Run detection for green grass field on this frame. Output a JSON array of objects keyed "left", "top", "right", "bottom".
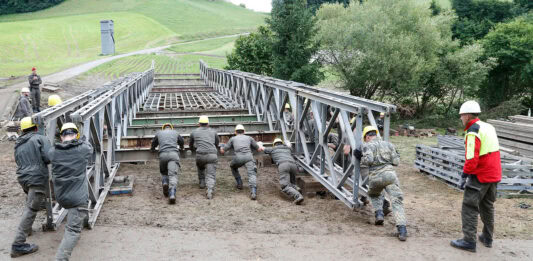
[
  {"left": 0, "top": 0, "right": 266, "bottom": 77},
  {"left": 84, "top": 53, "right": 227, "bottom": 80},
  {"left": 167, "top": 36, "right": 238, "bottom": 55}
]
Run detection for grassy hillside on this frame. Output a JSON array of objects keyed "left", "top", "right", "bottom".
[
  {"left": 167, "top": 36, "right": 238, "bottom": 55},
  {"left": 0, "top": 12, "right": 174, "bottom": 77},
  {"left": 0, "top": 0, "right": 266, "bottom": 77},
  {"left": 81, "top": 53, "right": 226, "bottom": 79}
]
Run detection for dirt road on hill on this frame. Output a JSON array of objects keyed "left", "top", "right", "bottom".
[{"left": 0, "top": 33, "right": 247, "bottom": 122}]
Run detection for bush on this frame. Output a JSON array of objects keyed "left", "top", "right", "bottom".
[{"left": 481, "top": 99, "right": 527, "bottom": 120}]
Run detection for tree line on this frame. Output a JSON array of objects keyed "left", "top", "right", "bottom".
[
  {"left": 226, "top": 0, "right": 532, "bottom": 122},
  {"left": 0, "top": 0, "right": 65, "bottom": 15}
]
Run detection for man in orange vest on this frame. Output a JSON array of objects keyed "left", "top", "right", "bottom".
[{"left": 451, "top": 101, "right": 502, "bottom": 252}]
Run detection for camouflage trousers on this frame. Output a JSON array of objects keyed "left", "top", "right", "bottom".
[
  {"left": 462, "top": 174, "right": 497, "bottom": 242},
  {"left": 230, "top": 154, "right": 257, "bottom": 188},
  {"left": 196, "top": 153, "right": 218, "bottom": 190},
  {"left": 159, "top": 151, "right": 180, "bottom": 189},
  {"left": 278, "top": 162, "right": 302, "bottom": 200},
  {"left": 56, "top": 204, "right": 88, "bottom": 261},
  {"left": 368, "top": 170, "right": 406, "bottom": 226},
  {"left": 13, "top": 186, "right": 46, "bottom": 245}
]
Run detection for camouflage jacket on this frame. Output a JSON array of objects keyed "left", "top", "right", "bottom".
[{"left": 360, "top": 137, "right": 400, "bottom": 172}]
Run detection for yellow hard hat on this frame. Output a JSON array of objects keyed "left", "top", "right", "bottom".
[
  {"left": 199, "top": 116, "right": 209, "bottom": 124},
  {"left": 48, "top": 95, "right": 62, "bottom": 106},
  {"left": 362, "top": 126, "right": 378, "bottom": 139},
  {"left": 60, "top": 122, "right": 80, "bottom": 139},
  {"left": 285, "top": 104, "right": 291, "bottom": 109},
  {"left": 379, "top": 112, "right": 385, "bottom": 116},
  {"left": 350, "top": 117, "right": 356, "bottom": 124},
  {"left": 162, "top": 123, "right": 173, "bottom": 130},
  {"left": 21, "top": 87, "right": 30, "bottom": 93},
  {"left": 235, "top": 124, "right": 245, "bottom": 132},
  {"left": 20, "top": 117, "right": 36, "bottom": 131},
  {"left": 273, "top": 138, "right": 283, "bottom": 145}
]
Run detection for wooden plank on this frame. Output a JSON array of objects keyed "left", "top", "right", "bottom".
[
  {"left": 509, "top": 115, "right": 533, "bottom": 125},
  {"left": 296, "top": 176, "right": 327, "bottom": 195}
]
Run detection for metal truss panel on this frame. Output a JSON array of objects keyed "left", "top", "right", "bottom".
[{"left": 199, "top": 60, "right": 396, "bottom": 209}]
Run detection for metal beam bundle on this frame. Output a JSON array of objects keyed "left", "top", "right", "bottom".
[
  {"left": 415, "top": 135, "right": 533, "bottom": 196},
  {"left": 200, "top": 60, "right": 397, "bottom": 209}
]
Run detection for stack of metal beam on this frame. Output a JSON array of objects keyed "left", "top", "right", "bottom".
[
  {"left": 488, "top": 116, "right": 533, "bottom": 158},
  {"left": 415, "top": 135, "right": 533, "bottom": 196}
]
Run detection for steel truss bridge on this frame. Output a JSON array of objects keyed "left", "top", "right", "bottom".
[{"left": 32, "top": 61, "right": 396, "bottom": 230}]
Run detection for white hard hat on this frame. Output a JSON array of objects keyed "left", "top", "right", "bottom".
[
  {"left": 21, "top": 87, "right": 30, "bottom": 93},
  {"left": 459, "top": 100, "right": 481, "bottom": 114}
]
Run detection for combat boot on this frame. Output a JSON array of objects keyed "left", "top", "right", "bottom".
[
  {"left": 291, "top": 184, "right": 302, "bottom": 193},
  {"left": 450, "top": 238, "right": 476, "bottom": 252},
  {"left": 478, "top": 233, "right": 492, "bottom": 248},
  {"left": 360, "top": 196, "right": 370, "bottom": 206},
  {"left": 169, "top": 187, "right": 176, "bottom": 204},
  {"left": 162, "top": 176, "right": 169, "bottom": 197},
  {"left": 235, "top": 177, "right": 243, "bottom": 190},
  {"left": 199, "top": 179, "right": 206, "bottom": 189},
  {"left": 293, "top": 194, "right": 304, "bottom": 205},
  {"left": 383, "top": 199, "right": 392, "bottom": 216},
  {"left": 397, "top": 225, "right": 407, "bottom": 241},
  {"left": 11, "top": 243, "right": 38, "bottom": 258},
  {"left": 375, "top": 210, "right": 384, "bottom": 225},
  {"left": 250, "top": 187, "right": 257, "bottom": 200},
  {"left": 206, "top": 188, "right": 213, "bottom": 200}
]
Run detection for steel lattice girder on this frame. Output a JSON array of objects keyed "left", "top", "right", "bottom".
[
  {"left": 199, "top": 60, "right": 396, "bottom": 209},
  {"left": 32, "top": 84, "right": 121, "bottom": 230},
  {"left": 37, "top": 66, "right": 155, "bottom": 230}
]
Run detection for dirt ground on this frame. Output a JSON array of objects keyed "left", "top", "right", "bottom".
[{"left": 0, "top": 135, "right": 532, "bottom": 260}]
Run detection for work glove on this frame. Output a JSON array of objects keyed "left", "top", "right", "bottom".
[{"left": 353, "top": 149, "right": 363, "bottom": 160}]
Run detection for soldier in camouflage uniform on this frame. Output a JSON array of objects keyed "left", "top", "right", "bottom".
[
  {"left": 190, "top": 116, "right": 220, "bottom": 199},
  {"left": 354, "top": 126, "right": 407, "bottom": 241},
  {"left": 220, "top": 124, "right": 261, "bottom": 200},
  {"left": 262, "top": 138, "right": 304, "bottom": 204},
  {"left": 151, "top": 123, "right": 185, "bottom": 204}
]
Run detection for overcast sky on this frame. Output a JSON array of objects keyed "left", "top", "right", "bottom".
[{"left": 228, "top": 0, "right": 272, "bottom": 13}]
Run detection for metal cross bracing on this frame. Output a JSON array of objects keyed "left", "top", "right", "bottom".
[
  {"left": 141, "top": 92, "right": 241, "bottom": 111},
  {"left": 33, "top": 63, "right": 155, "bottom": 230},
  {"left": 199, "top": 60, "right": 397, "bottom": 209}
]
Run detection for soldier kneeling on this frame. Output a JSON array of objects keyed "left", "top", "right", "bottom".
[{"left": 261, "top": 138, "right": 304, "bottom": 205}]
